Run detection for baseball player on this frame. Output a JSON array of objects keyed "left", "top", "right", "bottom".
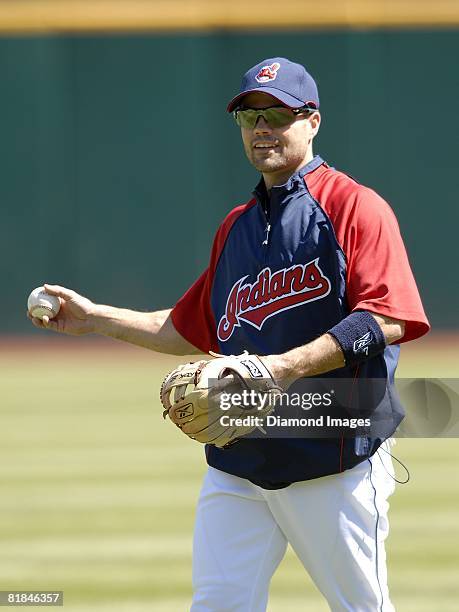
[{"left": 29, "top": 58, "right": 429, "bottom": 611}]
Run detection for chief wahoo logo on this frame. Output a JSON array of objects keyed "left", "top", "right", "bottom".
[{"left": 255, "top": 62, "right": 281, "bottom": 83}]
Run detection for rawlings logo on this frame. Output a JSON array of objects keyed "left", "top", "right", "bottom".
[
  {"left": 217, "top": 259, "right": 331, "bottom": 342},
  {"left": 255, "top": 62, "right": 280, "bottom": 83}
]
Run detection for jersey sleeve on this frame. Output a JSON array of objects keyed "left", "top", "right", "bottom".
[
  {"left": 171, "top": 267, "right": 217, "bottom": 353},
  {"left": 171, "top": 202, "right": 253, "bottom": 353},
  {"left": 171, "top": 237, "right": 221, "bottom": 354},
  {"left": 340, "top": 186, "right": 430, "bottom": 343}
]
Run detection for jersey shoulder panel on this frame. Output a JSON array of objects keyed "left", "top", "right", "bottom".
[
  {"left": 212, "top": 198, "right": 258, "bottom": 265},
  {"left": 306, "top": 165, "right": 397, "bottom": 251},
  {"left": 171, "top": 198, "right": 257, "bottom": 353},
  {"left": 306, "top": 164, "right": 430, "bottom": 343}
]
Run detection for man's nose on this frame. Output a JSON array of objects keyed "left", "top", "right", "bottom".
[{"left": 254, "top": 115, "right": 272, "bottom": 133}]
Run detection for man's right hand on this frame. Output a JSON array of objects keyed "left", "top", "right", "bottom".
[
  {"left": 27, "top": 284, "right": 98, "bottom": 335},
  {"left": 27, "top": 284, "right": 201, "bottom": 355}
]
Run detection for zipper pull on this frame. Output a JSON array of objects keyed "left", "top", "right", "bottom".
[{"left": 262, "top": 223, "right": 271, "bottom": 246}]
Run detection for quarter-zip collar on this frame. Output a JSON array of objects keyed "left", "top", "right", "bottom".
[
  {"left": 253, "top": 156, "right": 324, "bottom": 250},
  {"left": 252, "top": 155, "right": 324, "bottom": 222}
]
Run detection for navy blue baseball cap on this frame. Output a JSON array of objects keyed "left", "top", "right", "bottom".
[{"left": 227, "top": 57, "right": 320, "bottom": 112}]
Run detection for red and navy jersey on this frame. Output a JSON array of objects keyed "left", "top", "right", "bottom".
[{"left": 171, "top": 156, "right": 430, "bottom": 488}]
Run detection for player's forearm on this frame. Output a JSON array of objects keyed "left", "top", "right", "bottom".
[
  {"left": 91, "top": 306, "right": 200, "bottom": 355},
  {"left": 264, "top": 313, "right": 405, "bottom": 387},
  {"left": 264, "top": 334, "right": 344, "bottom": 387}
]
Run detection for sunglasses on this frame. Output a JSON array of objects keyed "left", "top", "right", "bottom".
[{"left": 233, "top": 105, "right": 314, "bottom": 129}]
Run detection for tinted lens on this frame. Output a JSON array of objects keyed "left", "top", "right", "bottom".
[
  {"left": 264, "top": 108, "right": 298, "bottom": 127},
  {"left": 234, "top": 107, "right": 296, "bottom": 128}
]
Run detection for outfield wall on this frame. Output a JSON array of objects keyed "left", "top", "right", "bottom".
[{"left": 1, "top": 30, "right": 457, "bottom": 332}]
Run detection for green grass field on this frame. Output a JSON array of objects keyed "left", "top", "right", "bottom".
[{"left": 1, "top": 336, "right": 458, "bottom": 611}]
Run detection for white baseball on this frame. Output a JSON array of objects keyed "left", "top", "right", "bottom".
[{"left": 27, "top": 286, "right": 61, "bottom": 320}]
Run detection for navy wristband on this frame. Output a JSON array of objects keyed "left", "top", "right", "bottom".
[{"left": 328, "top": 311, "right": 386, "bottom": 367}]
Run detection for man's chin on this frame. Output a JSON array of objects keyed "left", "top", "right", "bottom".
[{"left": 251, "top": 157, "right": 288, "bottom": 173}]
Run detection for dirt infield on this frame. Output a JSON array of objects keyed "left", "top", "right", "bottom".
[
  {"left": 0, "top": 331, "right": 457, "bottom": 379},
  {"left": 1, "top": 330, "right": 456, "bottom": 354},
  {"left": 0, "top": 334, "right": 200, "bottom": 363}
]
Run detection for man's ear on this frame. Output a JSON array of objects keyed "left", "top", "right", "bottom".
[{"left": 309, "top": 112, "right": 321, "bottom": 137}]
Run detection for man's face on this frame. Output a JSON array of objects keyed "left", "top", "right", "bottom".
[{"left": 238, "top": 92, "right": 320, "bottom": 179}]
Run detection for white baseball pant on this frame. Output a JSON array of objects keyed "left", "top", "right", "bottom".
[{"left": 191, "top": 442, "right": 396, "bottom": 612}]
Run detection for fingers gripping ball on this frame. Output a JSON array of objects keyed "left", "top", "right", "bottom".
[
  {"left": 27, "top": 286, "right": 61, "bottom": 320},
  {"left": 160, "top": 353, "right": 282, "bottom": 448}
]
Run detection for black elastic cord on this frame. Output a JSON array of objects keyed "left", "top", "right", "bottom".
[{"left": 378, "top": 444, "right": 411, "bottom": 485}]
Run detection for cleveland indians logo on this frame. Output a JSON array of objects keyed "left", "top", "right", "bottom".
[
  {"left": 255, "top": 62, "right": 281, "bottom": 83},
  {"left": 217, "top": 259, "right": 331, "bottom": 342}
]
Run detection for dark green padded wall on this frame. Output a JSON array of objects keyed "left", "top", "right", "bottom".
[{"left": 1, "top": 31, "right": 457, "bottom": 332}]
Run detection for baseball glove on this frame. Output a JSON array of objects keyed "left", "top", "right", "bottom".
[{"left": 160, "top": 352, "right": 282, "bottom": 448}]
